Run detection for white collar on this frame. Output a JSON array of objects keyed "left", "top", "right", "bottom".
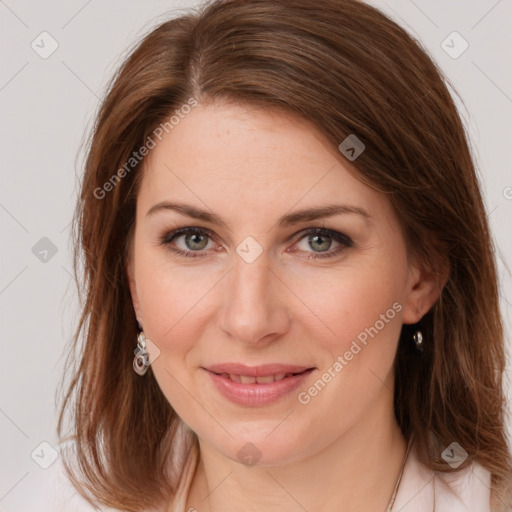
[{"left": 392, "top": 442, "right": 491, "bottom": 511}]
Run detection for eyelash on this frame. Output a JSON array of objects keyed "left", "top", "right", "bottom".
[{"left": 159, "top": 227, "right": 353, "bottom": 260}]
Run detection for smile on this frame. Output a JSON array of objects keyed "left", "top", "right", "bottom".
[
  {"left": 202, "top": 365, "right": 315, "bottom": 407},
  {"left": 217, "top": 372, "right": 301, "bottom": 384}
]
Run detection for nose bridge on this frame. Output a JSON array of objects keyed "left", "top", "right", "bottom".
[
  {"left": 234, "top": 252, "right": 271, "bottom": 300},
  {"left": 231, "top": 251, "right": 274, "bottom": 315},
  {"left": 220, "top": 249, "right": 289, "bottom": 344}
]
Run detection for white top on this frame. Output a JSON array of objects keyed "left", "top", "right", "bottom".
[{"left": 2, "top": 434, "right": 491, "bottom": 512}]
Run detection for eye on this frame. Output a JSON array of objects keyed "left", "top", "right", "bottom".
[
  {"left": 160, "top": 227, "right": 215, "bottom": 258},
  {"left": 291, "top": 227, "right": 353, "bottom": 260}
]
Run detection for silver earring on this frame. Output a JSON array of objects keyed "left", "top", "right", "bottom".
[
  {"left": 133, "top": 331, "right": 150, "bottom": 376},
  {"left": 413, "top": 330, "right": 424, "bottom": 352}
]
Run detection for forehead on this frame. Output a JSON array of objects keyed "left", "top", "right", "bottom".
[{"left": 138, "top": 101, "right": 388, "bottom": 224}]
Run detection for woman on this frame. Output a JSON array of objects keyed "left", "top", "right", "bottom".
[{"left": 50, "top": 0, "right": 511, "bottom": 511}]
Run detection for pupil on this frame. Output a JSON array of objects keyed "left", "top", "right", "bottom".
[
  {"left": 311, "top": 234, "right": 331, "bottom": 251},
  {"left": 188, "top": 233, "right": 207, "bottom": 250}
]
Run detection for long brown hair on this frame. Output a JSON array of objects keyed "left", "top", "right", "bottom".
[{"left": 57, "top": 0, "right": 512, "bottom": 510}]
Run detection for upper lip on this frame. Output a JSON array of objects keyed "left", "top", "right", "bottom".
[{"left": 204, "top": 363, "right": 313, "bottom": 377}]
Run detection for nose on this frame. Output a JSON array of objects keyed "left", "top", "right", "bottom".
[{"left": 218, "top": 250, "right": 291, "bottom": 347}]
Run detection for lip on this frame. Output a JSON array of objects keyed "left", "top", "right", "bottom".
[
  {"left": 202, "top": 363, "right": 315, "bottom": 407},
  {"left": 205, "top": 363, "right": 311, "bottom": 377}
]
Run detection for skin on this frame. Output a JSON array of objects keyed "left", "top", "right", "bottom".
[{"left": 126, "top": 100, "right": 444, "bottom": 512}]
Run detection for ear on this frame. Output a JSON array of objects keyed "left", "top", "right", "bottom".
[
  {"left": 401, "top": 254, "right": 449, "bottom": 325},
  {"left": 125, "top": 247, "right": 144, "bottom": 329}
]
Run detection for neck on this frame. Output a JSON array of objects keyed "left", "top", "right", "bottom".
[{"left": 185, "top": 387, "right": 407, "bottom": 512}]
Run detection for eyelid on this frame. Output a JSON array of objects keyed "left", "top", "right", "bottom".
[
  {"left": 160, "top": 226, "right": 215, "bottom": 247},
  {"left": 295, "top": 227, "right": 353, "bottom": 247}
]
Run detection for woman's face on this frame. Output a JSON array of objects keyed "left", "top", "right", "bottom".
[{"left": 127, "top": 100, "right": 436, "bottom": 465}]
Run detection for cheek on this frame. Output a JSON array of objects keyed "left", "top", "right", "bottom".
[
  {"left": 291, "top": 254, "right": 407, "bottom": 421},
  {"left": 289, "top": 256, "right": 407, "bottom": 420},
  {"left": 133, "top": 256, "right": 207, "bottom": 413},
  {"left": 291, "top": 258, "right": 406, "bottom": 353},
  {"left": 134, "top": 241, "right": 211, "bottom": 338}
]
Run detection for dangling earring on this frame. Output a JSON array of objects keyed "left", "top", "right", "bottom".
[
  {"left": 133, "top": 331, "right": 150, "bottom": 375},
  {"left": 413, "top": 330, "right": 424, "bottom": 352}
]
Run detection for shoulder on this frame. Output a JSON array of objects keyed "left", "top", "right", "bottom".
[
  {"left": 393, "top": 442, "right": 491, "bottom": 512},
  {"left": 2, "top": 440, "right": 117, "bottom": 512}
]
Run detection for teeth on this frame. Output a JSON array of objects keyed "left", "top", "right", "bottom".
[
  {"left": 221, "top": 372, "right": 299, "bottom": 383},
  {"left": 255, "top": 375, "right": 274, "bottom": 384}
]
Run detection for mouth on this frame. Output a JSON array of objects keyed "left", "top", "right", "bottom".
[
  {"left": 210, "top": 370, "right": 311, "bottom": 384},
  {"left": 203, "top": 362, "right": 314, "bottom": 380},
  {"left": 202, "top": 363, "right": 316, "bottom": 406}
]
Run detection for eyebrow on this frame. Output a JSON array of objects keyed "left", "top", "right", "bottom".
[{"left": 146, "top": 201, "right": 371, "bottom": 227}]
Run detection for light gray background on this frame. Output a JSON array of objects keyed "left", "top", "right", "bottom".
[{"left": 1, "top": 0, "right": 511, "bottom": 507}]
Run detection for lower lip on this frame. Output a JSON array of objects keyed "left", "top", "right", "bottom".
[{"left": 203, "top": 368, "right": 314, "bottom": 407}]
